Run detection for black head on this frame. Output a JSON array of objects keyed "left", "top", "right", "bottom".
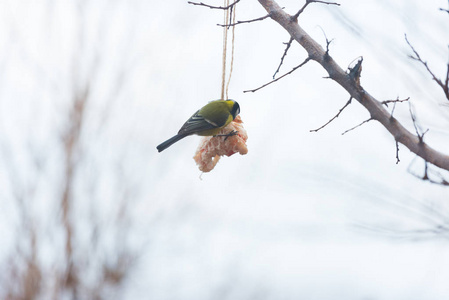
[{"left": 230, "top": 100, "right": 240, "bottom": 119}]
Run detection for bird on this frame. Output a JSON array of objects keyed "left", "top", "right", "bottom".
[{"left": 157, "top": 99, "right": 240, "bottom": 152}]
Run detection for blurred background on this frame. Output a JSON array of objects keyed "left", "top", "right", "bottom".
[{"left": 1, "top": 0, "right": 449, "bottom": 299}]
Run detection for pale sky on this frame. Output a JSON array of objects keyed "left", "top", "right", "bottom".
[{"left": 1, "top": 0, "right": 449, "bottom": 299}]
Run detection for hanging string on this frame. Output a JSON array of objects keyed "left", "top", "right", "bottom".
[
  {"left": 225, "top": 4, "right": 236, "bottom": 100},
  {"left": 220, "top": 0, "right": 230, "bottom": 100},
  {"left": 220, "top": 0, "right": 237, "bottom": 101}
]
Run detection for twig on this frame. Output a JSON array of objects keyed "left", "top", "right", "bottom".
[
  {"left": 445, "top": 60, "right": 449, "bottom": 101},
  {"left": 273, "top": 37, "right": 294, "bottom": 79},
  {"left": 310, "top": 97, "right": 352, "bottom": 132},
  {"left": 341, "top": 118, "right": 372, "bottom": 135},
  {"left": 188, "top": 0, "right": 240, "bottom": 10},
  {"left": 354, "top": 222, "right": 449, "bottom": 241},
  {"left": 395, "top": 140, "right": 400, "bottom": 164},
  {"left": 292, "top": 0, "right": 340, "bottom": 20},
  {"left": 405, "top": 34, "right": 449, "bottom": 101},
  {"left": 244, "top": 57, "right": 310, "bottom": 93},
  {"left": 408, "top": 102, "right": 429, "bottom": 143},
  {"left": 217, "top": 13, "right": 270, "bottom": 27},
  {"left": 440, "top": 1, "right": 449, "bottom": 14},
  {"left": 408, "top": 102, "right": 420, "bottom": 139},
  {"left": 428, "top": 171, "right": 449, "bottom": 186},
  {"left": 382, "top": 97, "right": 410, "bottom": 118},
  {"left": 381, "top": 97, "right": 410, "bottom": 107},
  {"left": 410, "top": 161, "right": 449, "bottom": 186},
  {"left": 390, "top": 102, "right": 398, "bottom": 118},
  {"left": 319, "top": 27, "right": 334, "bottom": 58}
]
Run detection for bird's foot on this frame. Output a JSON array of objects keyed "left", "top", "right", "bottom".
[{"left": 214, "top": 130, "right": 238, "bottom": 141}]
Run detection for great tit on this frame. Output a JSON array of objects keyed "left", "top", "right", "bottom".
[{"left": 157, "top": 99, "right": 240, "bottom": 152}]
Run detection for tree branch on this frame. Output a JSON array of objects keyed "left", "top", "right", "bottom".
[
  {"left": 409, "top": 161, "right": 449, "bottom": 186},
  {"left": 341, "top": 118, "right": 373, "bottom": 135},
  {"left": 257, "top": 0, "right": 449, "bottom": 172},
  {"left": 405, "top": 34, "right": 449, "bottom": 102},
  {"left": 188, "top": 0, "right": 240, "bottom": 10},
  {"left": 395, "top": 140, "right": 400, "bottom": 164},
  {"left": 310, "top": 96, "right": 352, "bottom": 132},
  {"left": 292, "top": 0, "right": 340, "bottom": 20},
  {"left": 273, "top": 37, "right": 293, "bottom": 78},
  {"left": 381, "top": 97, "right": 409, "bottom": 107},
  {"left": 382, "top": 97, "right": 409, "bottom": 119},
  {"left": 217, "top": 13, "right": 270, "bottom": 27},
  {"left": 408, "top": 102, "right": 429, "bottom": 143},
  {"left": 244, "top": 57, "right": 310, "bottom": 93},
  {"left": 440, "top": 0, "right": 449, "bottom": 14}
]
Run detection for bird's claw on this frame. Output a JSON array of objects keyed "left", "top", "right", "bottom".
[{"left": 214, "top": 130, "right": 239, "bottom": 141}]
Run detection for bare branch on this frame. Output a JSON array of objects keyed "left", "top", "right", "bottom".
[
  {"left": 188, "top": 0, "right": 240, "bottom": 10},
  {"left": 310, "top": 97, "right": 352, "bottom": 132},
  {"left": 341, "top": 118, "right": 373, "bottom": 135},
  {"left": 408, "top": 102, "right": 429, "bottom": 143},
  {"left": 405, "top": 34, "right": 449, "bottom": 101},
  {"left": 257, "top": 0, "right": 449, "bottom": 172},
  {"left": 273, "top": 37, "right": 294, "bottom": 79},
  {"left": 445, "top": 61, "right": 449, "bottom": 99},
  {"left": 354, "top": 222, "right": 449, "bottom": 241},
  {"left": 440, "top": 0, "right": 449, "bottom": 14},
  {"left": 382, "top": 97, "right": 410, "bottom": 119},
  {"left": 395, "top": 140, "right": 400, "bottom": 164},
  {"left": 244, "top": 57, "right": 310, "bottom": 93},
  {"left": 292, "top": 1, "right": 311, "bottom": 20},
  {"left": 217, "top": 13, "right": 270, "bottom": 27},
  {"left": 410, "top": 161, "right": 449, "bottom": 186},
  {"left": 292, "top": 0, "right": 340, "bottom": 20},
  {"left": 381, "top": 97, "right": 410, "bottom": 107}
]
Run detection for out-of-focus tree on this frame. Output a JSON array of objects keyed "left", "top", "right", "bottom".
[{"left": 0, "top": 1, "right": 148, "bottom": 299}]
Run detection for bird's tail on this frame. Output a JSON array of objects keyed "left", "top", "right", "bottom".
[{"left": 157, "top": 134, "right": 188, "bottom": 152}]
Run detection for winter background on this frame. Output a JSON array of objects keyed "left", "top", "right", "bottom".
[{"left": 1, "top": 0, "right": 449, "bottom": 299}]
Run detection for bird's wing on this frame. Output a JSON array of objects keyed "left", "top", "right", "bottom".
[
  {"left": 178, "top": 110, "right": 218, "bottom": 135},
  {"left": 199, "top": 102, "right": 230, "bottom": 127}
]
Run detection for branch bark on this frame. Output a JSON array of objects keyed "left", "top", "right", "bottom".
[{"left": 257, "top": 0, "right": 449, "bottom": 172}]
